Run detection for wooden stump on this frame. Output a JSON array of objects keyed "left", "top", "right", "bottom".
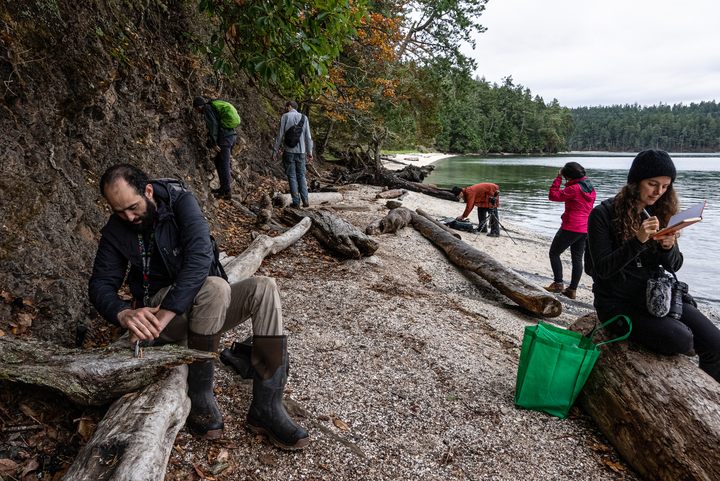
[
  {"left": 570, "top": 314, "right": 720, "bottom": 481},
  {"left": 365, "top": 207, "right": 413, "bottom": 235}
]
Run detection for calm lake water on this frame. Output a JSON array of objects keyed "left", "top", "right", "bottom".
[{"left": 425, "top": 153, "right": 720, "bottom": 310}]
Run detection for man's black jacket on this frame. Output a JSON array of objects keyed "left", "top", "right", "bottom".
[{"left": 89, "top": 180, "right": 224, "bottom": 326}]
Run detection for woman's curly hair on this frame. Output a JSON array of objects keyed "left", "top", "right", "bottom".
[{"left": 613, "top": 182, "right": 679, "bottom": 241}]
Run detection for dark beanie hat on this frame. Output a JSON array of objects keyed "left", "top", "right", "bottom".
[
  {"left": 193, "top": 96, "right": 206, "bottom": 108},
  {"left": 627, "top": 149, "right": 676, "bottom": 184}
]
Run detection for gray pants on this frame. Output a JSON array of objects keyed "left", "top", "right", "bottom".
[{"left": 151, "top": 276, "right": 283, "bottom": 344}]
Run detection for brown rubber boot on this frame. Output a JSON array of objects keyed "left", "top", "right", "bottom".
[
  {"left": 562, "top": 288, "right": 577, "bottom": 300},
  {"left": 247, "top": 335, "right": 309, "bottom": 450},
  {"left": 544, "top": 281, "right": 565, "bottom": 293},
  {"left": 186, "top": 332, "right": 224, "bottom": 440}
]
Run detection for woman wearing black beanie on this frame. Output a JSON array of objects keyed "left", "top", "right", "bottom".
[{"left": 585, "top": 149, "right": 720, "bottom": 382}]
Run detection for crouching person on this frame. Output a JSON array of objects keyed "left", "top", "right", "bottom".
[{"left": 88, "top": 164, "right": 309, "bottom": 450}]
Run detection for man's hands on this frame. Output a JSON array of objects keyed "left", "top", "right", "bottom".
[
  {"left": 307, "top": 152, "right": 313, "bottom": 162},
  {"left": 455, "top": 216, "right": 466, "bottom": 221},
  {"left": 118, "top": 307, "right": 175, "bottom": 343}
]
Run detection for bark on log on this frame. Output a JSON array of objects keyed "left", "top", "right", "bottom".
[
  {"left": 281, "top": 207, "right": 378, "bottom": 259},
  {"left": 409, "top": 208, "right": 561, "bottom": 317},
  {"left": 0, "top": 337, "right": 213, "bottom": 406},
  {"left": 570, "top": 314, "right": 720, "bottom": 481},
  {"left": 273, "top": 192, "right": 344, "bottom": 208},
  {"left": 415, "top": 208, "right": 461, "bottom": 240},
  {"left": 375, "top": 189, "right": 408, "bottom": 200},
  {"left": 222, "top": 217, "right": 312, "bottom": 284},
  {"left": 63, "top": 366, "right": 190, "bottom": 481},
  {"left": 365, "top": 207, "right": 413, "bottom": 235}
]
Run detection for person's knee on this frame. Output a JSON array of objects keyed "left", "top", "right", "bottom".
[
  {"left": 253, "top": 276, "right": 279, "bottom": 297},
  {"left": 198, "top": 276, "right": 232, "bottom": 309},
  {"left": 651, "top": 323, "right": 694, "bottom": 355}
]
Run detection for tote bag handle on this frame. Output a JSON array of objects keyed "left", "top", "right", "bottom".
[{"left": 590, "top": 315, "right": 632, "bottom": 347}]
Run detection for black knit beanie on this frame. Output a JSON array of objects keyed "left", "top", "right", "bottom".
[{"left": 627, "top": 149, "right": 676, "bottom": 184}]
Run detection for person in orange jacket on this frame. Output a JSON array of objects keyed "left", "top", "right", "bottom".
[{"left": 452, "top": 183, "right": 501, "bottom": 237}]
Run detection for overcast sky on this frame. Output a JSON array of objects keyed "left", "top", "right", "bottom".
[{"left": 467, "top": 0, "right": 720, "bottom": 108}]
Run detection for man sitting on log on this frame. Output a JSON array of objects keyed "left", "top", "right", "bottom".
[
  {"left": 452, "top": 183, "right": 501, "bottom": 237},
  {"left": 88, "top": 164, "right": 309, "bottom": 450}
]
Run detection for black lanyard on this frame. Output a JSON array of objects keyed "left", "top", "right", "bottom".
[{"left": 137, "top": 232, "right": 155, "bottom": 306}]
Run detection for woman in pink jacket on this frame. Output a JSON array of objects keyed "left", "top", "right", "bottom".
[{"left": 545, "top": 162, "right": 596, "bottom": 299}]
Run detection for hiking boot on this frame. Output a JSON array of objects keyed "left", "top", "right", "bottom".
[
  {"left": 186, "top": 332, "right": 224, "bottom": 440},
  {"left": 212, "top": 190, "right": 232, "bottom": 200},
  {"left": 487, "top": 232, "right": 500, "bottom": 237},
  {"left": 562, "top": 288, "right": 577, "bottom": 300},
  {"left": 211, "top": 188, "right": 223, "bottom": 194},
  {"left": 302, "top": 200, "right": 310, "bottom": 208},
  {"left": 247, "top": 336, "right": 309, "bottom": 450},
  {"left": 544, "top": 282, "right": 565, "bottom": 293}
]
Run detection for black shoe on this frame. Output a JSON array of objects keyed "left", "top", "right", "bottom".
[
  {"left": 247, "top": 336, "right": 309, "bottom": 450},
  {"left": 211, "top": 188, "right": 223, "bottom": 194},
  {"left": 487, "top": 232, "right": 500, "bottom": 237},
  {"left": 186, "top": 333, "right": 224, "bottom": 440},
  {"left": 213, "top": 190, "right": 232, "bottom": 201},
  {"left": 301, "top": 199, "right": 310, "bottom": 208}
]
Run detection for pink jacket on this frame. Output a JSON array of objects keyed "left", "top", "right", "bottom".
[{"left": 548, "top": 175, "right": 596, "bottom": 233}]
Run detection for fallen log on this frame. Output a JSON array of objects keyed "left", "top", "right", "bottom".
[
  {"left": 570, "top": 314, "right": 720, "bottom": 481},
  {"left": 375, "top": 168, "right": 457, "bottom": 201},
  {"left": 62, "top": 366, "right": 190, "bottom": 481},
  {"left": 272, "top": 192, "right": 343, "bottom": 208},
  {"left": 415, "top": 208, "right": 461, "bottom": 240},
  {"left": 0, "top": 337, "right": 213, "bottom": 406},
  {"left": 365, "top": 207, "right": 413, "bottom": 235},
  {"left": 409, "top": 208, "right": 561, "bottom": 317},
  {"left": 281, "top": 207, "right": 378, "bottom": 259},
  {"left": 63, "top": 218, "right": 313, "bottom": 480},
  {"left": 375, "top": 188, "right": 408, "bottom": 200},
  {"left": 223, "top": 217, "right": 312, "bottom": 284}
]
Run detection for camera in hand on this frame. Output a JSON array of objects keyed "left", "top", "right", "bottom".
[
  {"left": 668, "top": 280, "right": 688, "bottom": 320},
  {"left": 489, "top": 195, "right": 498, "bottom": 206}
]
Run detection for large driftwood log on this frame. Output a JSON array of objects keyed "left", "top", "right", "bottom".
[
  {"left": 273, "top": 192, "right": 344, "bottom": 208},
  {"left": 63, "top": 366, "right": 190, "bottom": 481},
  {"left": 281, "top": 207, "right": 378, "bottom": 258},
  {"left": 63, "top": 218, "right": 313, "bottom": 480},
  {"left": 570, "top": 314, "right": 720, "bottom": 481},
  {"left": 375, "top": 168, "right": 457, "bottom": 201},
  {"left": 375, "top": 189, "right": 408, "bottom": 200},
  {"left": 223, "top": 217, "right": 312, "bottom": 284},
  {"left": 409, "top": 208, "right": 561, "bottom": 317},
  {"left": 0, "top": 337, "right": 213, "bottom": 405},
  {"left": 365, "top": 207, "right": 413, "bottom": 235}
]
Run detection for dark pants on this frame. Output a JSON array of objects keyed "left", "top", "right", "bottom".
[
  {"left": 598, "top": 303, "right": 720, "bottom": 382},
  {"left": 214, "top": 133, "right": 236, "bottom": 194},
  {"left": 477, "top": 208, "right": 499, "bottom": 235},
  {"left": 282, "top": 152, "right": 309, "bottom": 207},
  {"left": 549, "top": 229, "right": 587, "bottom": 289}
]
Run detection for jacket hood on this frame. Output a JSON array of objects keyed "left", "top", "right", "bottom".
[{"left": 567, "top": 176, "right": 595, "bottom": 200}]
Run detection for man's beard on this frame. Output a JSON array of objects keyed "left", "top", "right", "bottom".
[{"left": 129, "top": 197, "right": 157, "bottom": 232}]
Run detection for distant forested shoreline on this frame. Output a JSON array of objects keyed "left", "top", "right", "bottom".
[{"left": 568, "top": 102, "right": 720, "bottom": 153}]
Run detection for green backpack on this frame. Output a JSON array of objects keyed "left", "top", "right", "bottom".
[{"left": 209, "top": 100, "right": 241, "bottom": 129}]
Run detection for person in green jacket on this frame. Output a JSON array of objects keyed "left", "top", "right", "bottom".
[{"left": 193, "top": 96, "right": 240, "bottom": 200}]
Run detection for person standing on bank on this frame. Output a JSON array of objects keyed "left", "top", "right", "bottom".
[
  {"left": 544, "top": 162, "right": 596, "bottom": 299},
  {"left": 452, "top": 183, "right": 501, "bottom": 237},
  {"left": 585, "top": 149, "right": 720, "bottom": 382},
  {"left": 89, "top": 164, "right": 310, "bottom": 449},
  {"left": 193, "top": 96, "right": 241, "bottom": 201},
  {"left": 272, "top": 101, "right": 313, "bottom": 208}
]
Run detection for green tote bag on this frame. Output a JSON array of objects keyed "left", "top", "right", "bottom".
[{"left": 514, "top": 315, "right": 631, "bottom": 418}]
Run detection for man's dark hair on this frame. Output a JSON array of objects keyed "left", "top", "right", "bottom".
[
  {"left": 451, "top": 186, "right": 463, "bottom": 197},
  {"left": 285, "top": 100, "right": 298, "bottom": 110},
  {"left": 99, "top": 164, "right": 150, "bottom": 197},
  {"left": 193, "top": 96, "right": 206, "bottom": 108}
]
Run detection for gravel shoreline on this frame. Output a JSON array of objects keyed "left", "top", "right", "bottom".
[{"left": 166, "top": 184, "right": 639, "bottom": 480}]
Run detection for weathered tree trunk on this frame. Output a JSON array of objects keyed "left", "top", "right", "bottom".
[
  {"left": 409, "top": 208, "right": 561, "bottom": 317},
  {"left": 63, "top": 366, "right": 190, "bottom": 481},
  {"left": 415, "top": 208, "right": 461, "bottom": 240},
  {"left": 375, "top": 168, "right": 457, "bottom": 201},
  {"left": 365, "top": 207, "right": 414, "bottom": 235},
  {"left": 570, "top": 314, "right": 720, "bottom": 481},
  {"left": 281, "top": 207, "right": 378, "bottom": 259},
  {"left": 272, "top": 192, "right": 344, "bottom": 208},
  {"left": 223, "top": 217, "right": 312, "bottom": 284},
  {"left": 0, "top": 337, "right": 213, "bottom": 405},
  {"left": 375, "top": 188, "right": 408, "bottom": 200}
]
